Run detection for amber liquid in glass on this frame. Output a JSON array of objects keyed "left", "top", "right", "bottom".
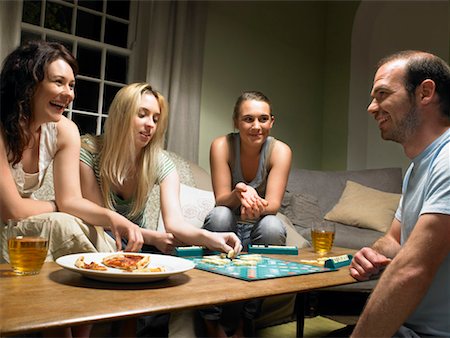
[
  {"left": 8, "top": 236, "right": 48, "bottom": 275},
  {"left": 311, "top": 230, "right": 335, "bottom": 255}
]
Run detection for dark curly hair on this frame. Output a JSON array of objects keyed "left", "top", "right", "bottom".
[{"left": 0, "top": 40, "right": 78, "bottom": 165}]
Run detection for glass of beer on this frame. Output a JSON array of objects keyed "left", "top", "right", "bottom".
[
  {"left": 311, "top": 222, "right": 335, "bottom": 255},
  {"left": 6, "top": 218, "right": 51, "bottom": 275}
]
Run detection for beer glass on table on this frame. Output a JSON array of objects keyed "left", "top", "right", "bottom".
[
  {"left": 311, "top": 221, "right": 335, "bottom": 255},
  {"left": 5, "top": 218, "right": 51, "bottom": 275}
]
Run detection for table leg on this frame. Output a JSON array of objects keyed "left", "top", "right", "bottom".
[{"left": 295, "top": 293, "right": 305, "bottom": 337}]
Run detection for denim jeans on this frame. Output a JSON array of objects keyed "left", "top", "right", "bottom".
[{"left": 202, "top": 206, "right": 286, "bottom": 250}]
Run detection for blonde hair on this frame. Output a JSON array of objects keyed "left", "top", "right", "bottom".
[{"left": 83, "top": 83, "right": 168, "bottom": 219}]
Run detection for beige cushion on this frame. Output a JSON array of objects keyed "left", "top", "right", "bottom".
[
  {"left": 158, "top": 183, "right": 215, "bottom": 231},
  {"left": 324, "top": 180, "right": 401, "bottom": 233}
]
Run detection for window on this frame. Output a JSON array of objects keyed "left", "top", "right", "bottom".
[{"left": 21, "top": 0, "right": 134, "bottom": 135}]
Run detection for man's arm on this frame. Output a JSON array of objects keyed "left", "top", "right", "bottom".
[{"left": 351, "top": 213, "right": 450, "bottom": 337}]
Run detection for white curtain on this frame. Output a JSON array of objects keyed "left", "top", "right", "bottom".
[
  {"left": 133, "top": 0, "right": 207, "bottom": 163},
  {"left": 0, "top": 1, "right": 21, "bottom": 64}
]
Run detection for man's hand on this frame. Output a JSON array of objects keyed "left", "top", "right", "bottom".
[{"left": 350, "top": 247, "right": 392, "bottom": 281}]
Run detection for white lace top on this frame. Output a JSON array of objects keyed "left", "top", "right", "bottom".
[{"left": 9, "top": 122, "right": 57, "bottom": 198}]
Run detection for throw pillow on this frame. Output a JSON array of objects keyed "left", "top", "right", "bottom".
[
  {"left": 157, "top": 183, "right": 215, "bottom": 231},
  {"left": 282, "top": 193, "right": 322, "bottom": 229},
  {"left": 324, "top": 180, "right": 401, "bottom": 233}
]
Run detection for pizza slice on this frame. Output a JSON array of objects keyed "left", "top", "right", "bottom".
[
  {"left": 75, "top": 256, "right": 108, "bottom": 271},
  {"left": 132, "top": 266, "right": 165, "bottom": 273},
  {"left": 102, "top": 253, "right": 150, "bottom": 271}
]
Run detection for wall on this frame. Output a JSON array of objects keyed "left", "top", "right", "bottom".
[
  {"left": 199, "top": 1, "right": 329, "bottom": 171},
  {"left": 321, "top": 1, "right": 359, "bottom": 170},
  {"left": 348, "top": 0, "right": 449, "bottom": 172},
  {"left": 199, "top": 1, "right": 359, "bottom": 172},
  {"left": 199, "top": 1, "right": 449, "bottom": 173}
]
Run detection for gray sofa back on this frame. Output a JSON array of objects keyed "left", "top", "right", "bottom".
[
  {"left": 283, "top": 167, "right": 403, "bottom": 249},
  {"left": 287, "top": 168, "right": 402, "bottom": 214}
]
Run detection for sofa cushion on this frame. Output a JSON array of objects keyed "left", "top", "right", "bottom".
[
  {"left": 276, "top": 213, "right": 309, "bottom": 248},
  {"left": 157, "top": 184, "right": 215, "bottom": 231},
  {"left": 281, "top": 192, "right": 322, "bottom": 235},
  {"left": 324, "top": 181, "right": 401, "bottom": 233}
]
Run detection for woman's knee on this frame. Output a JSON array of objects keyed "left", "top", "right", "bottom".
[
  {"left": 203, "top": 206, "right": 236, "bottom": 232},
  {"left": 252, "top": 215, "right": 286, "bottom": 245}
]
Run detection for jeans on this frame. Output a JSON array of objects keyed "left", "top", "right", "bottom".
[{"left": 203, "top": 206, "right": 286, "bottom": 250}]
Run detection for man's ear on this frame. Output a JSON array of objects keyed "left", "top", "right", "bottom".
[
  {"left": 417, "top": 79, "right": 436, "bottom": 104},
  {"left": 270, "top": 115, "right": 275, "bottom": 127}
]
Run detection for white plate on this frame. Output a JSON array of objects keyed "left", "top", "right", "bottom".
[{"left": 56, "top": 252, "right": 195, "bottom": 283}]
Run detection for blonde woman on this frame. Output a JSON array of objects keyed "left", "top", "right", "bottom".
[{"left": 80, "top": 82, "right": 242, "bottom": 254}]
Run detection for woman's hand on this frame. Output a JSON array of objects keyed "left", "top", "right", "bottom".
[
  {"left": 110, "top": 220, "right": 144, "bottom": 252},
  {"left": 235, "top": 183, "right": 268, "bottom": 220},
  {"left": 205, "top": 231, "right": 243, "bottom": 256}
]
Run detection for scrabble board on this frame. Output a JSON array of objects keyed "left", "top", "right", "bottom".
[{"left": 187, "top": 254, "right": 336, "bottom": 281}]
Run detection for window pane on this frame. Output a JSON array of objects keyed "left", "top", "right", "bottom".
[
  {"left": 76, "top": 10, "right": 101, "bottom": 41},
  {"left": 22, "top": 0, "right": 41, "bottom": 25},
  {"left": 21, "top": 0, "right": 131, "bottom": 138},
  {"left": 103, "top": 84, "right": 122, "bottom": 113},
  {"left": 106, "top": 0, "right": 130, "bottom": 20},
  {"left": 46, "top": 36, "right": 74, "bottom": 53},
  {"left": 105, "top": 53, "right": 127, "bottom": 83},
  {"left": 78, "top": 0, "right": 103, "bottom": 12},
  {"left": 104, "top": 19, "right": 128, "bottom": 48},
  {"left": 45, "top": 1, "right": 72, "bottom": 34},
  {"left": 73, "top": 79, "right": 99, "bottom": 113},
  {"left": 77, "top": 45, "right": 101, "bottom": 78},
  {"left": 21, "top": 32, "right": 42, "bottom": 45},
  {"left": 72, "top": 113, "right": 98, "bottom": 135}
]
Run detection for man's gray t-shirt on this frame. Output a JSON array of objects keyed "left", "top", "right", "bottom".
[{"left": 395, "top": 128, "right": 450, "bottom": 336}]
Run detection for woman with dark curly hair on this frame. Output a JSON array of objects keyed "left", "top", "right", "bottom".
[{"left": 0, "top": 40, "right": 148, "bottom": 263}]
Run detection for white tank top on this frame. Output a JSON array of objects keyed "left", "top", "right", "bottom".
[{"left": 9, "top": 122, "right": 57, "bottom": 198}]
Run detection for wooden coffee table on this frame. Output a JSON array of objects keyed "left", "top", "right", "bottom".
[{"left": 0, "top": 247, "right": 356, "bottom": 337}]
